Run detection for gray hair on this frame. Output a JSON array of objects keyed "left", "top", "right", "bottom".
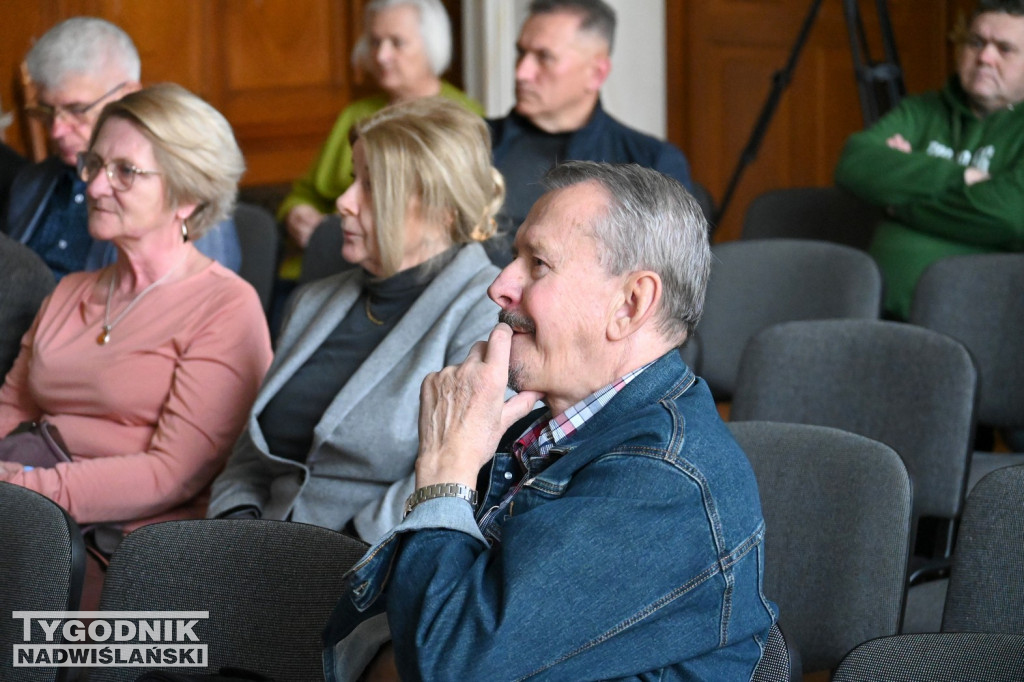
[
  {"left": 528, "top": 0, "right": 616, "bottom": 53},
  {"left": 91, "top": 83, "right": 245, "bottom": 239},
  {"left": 26, "top": 17, "right": 140, "bottom": 92},
  {"left": 543, "top": 161, "right": 710, "bottom": 344},
  {"left": 352, "top": 0, "right": 452, "bottom": 76}
]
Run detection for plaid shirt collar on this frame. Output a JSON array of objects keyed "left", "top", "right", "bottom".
[
  {"left": 478, "top": 361, "right": 655, "bottom": 540},
  {"left": 512, "top": 360, "right": 655, "bottom": 470}
]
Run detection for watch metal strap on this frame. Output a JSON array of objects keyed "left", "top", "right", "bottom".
[{"left": 405, "top": 482, "right": 478, "bottom": 516}]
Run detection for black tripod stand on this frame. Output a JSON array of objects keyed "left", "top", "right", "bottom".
[{"left": 714, "top": 0, "right": 906, "bottom": 224}]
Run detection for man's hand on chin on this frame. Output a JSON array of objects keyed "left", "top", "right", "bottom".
[{"left": 416, "top": 322, "right": 544, "bottom": 489}]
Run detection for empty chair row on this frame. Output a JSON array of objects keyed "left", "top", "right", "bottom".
[
  {"left": 681, "top": 238, "right": 882, "bottom": 401},
  {"left": 733, "top": 425, "right": 1024, "bottom": 679},
  {"left": 4, "top": 450, "right": 1024, "bottom": 680},
  {"left": 832, "top": 463, "right": 1024, "bottom": 681}
]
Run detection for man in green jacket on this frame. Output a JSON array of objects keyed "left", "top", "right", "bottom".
[{"left": 835, "top": 0, "right": 1024, "bottom": 319}]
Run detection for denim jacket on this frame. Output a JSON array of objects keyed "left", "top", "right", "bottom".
[{"left": 323, "top": 351, "right": 777, "bottom": 681}]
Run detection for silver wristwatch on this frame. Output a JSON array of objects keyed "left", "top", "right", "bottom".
[{"left": 404, "top": 482, "right": 478, "bottom": 516}]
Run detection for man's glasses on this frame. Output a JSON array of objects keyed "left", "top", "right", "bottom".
[
  {"left": 77, "top": 151, "right": 161, "bottom": 191},
  {"left": 26, "top": 81, "right": 127, "bottom": 125}
]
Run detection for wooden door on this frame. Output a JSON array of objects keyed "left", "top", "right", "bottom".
[
  {"left": 0, "top": 1, "right": 465, "bottom": 188},
  {"left": 667, "top": 0, "right": 975, "bottom": 242}
]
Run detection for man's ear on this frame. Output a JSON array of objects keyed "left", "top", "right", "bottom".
[
  {"left": 608, "top": 270, "right": 661, "bottom": 341},
  {"left": 122, "top": 81, "right": 142, "bottom": 96},
  {"left": 589, "top": 54, "right": 612, "bottom": 92}
]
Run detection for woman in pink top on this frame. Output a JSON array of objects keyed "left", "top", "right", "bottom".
[{"left": 0, "top": 83, "right": 272, "bottom": 536}]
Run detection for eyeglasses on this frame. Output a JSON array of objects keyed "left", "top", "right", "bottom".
[
  {"left": 25, "top": 81, "right": 127, "bottom": 125},
  {"left": 77, "top": 151, "right": 161, "bottom": 191}
]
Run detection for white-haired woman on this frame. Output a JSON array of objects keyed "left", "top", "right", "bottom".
[
  {"left": 209, "top": 98, "right": 503, "bottom": 544},
  {"left": 0, "top": 84, "right": 272, "bottom": 533},
  {"left": 277, "top": 0, "right": 482, "bottom": 271}
]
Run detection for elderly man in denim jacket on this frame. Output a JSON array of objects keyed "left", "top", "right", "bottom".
[{"left": 323, "top": 162, "right": 776, "bottom": 681}]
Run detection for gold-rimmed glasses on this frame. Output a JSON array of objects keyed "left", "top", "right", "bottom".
[
  {"left": 25, "top": 81, "right": 127, "bottom": 125},
  {"left": 76, "top": 151, "right": 162, "bottom": 191}
]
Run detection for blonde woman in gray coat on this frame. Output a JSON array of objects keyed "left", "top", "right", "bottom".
[{"left": 208, "top": 98, "right": 504, "bottom": 543}]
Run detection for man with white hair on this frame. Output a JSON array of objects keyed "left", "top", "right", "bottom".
[
  {"left": 6, "top": 17, "right": 240, "bottom": 279},
  {"left": 324, "top": 162, "right": 775, "bottom": 681}
]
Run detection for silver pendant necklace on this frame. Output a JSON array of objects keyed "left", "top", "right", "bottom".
[{"left": 97, "top": 251, "right": 188, "bottom": 346}]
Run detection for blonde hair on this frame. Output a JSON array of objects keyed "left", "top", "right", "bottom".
[
  {"left": 90, "top": 83, "right": 245, "bottom": 238},
  {"left": 352, "top": 97, "right": 504, "bottom": 276}
]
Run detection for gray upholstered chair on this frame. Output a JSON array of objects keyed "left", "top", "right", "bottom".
[
  {"left": 681, "top": 239, "right": 881, "bottom": 399},
  {"left": 751, "top": 622, "right": 801, "bottom": 682},
  {"left": 941, "top": 464, "right": 1024, "bottom": 634},
  {"left": 0, "top": 481, "right": 85, "bottom": 682},
  {"left": 832, "top": 632, "right": 1024, "bottom": 681},
  {"left": 298, "top": 214, "right": 354, "bottom": 285},
  {"left": 87, "top": 519, "right": 367, "bottom": 682},
  {"left": 741, "top": 186, "right": 884, "bottom": 251},
  {"left": 234, "top": 201, "right": 281, "bottom": 316},
  {"left": 731, "top": 319, "right": 977, "bottom": 560},
  {"left": 729, "top": 421, "right": 911, "bottom": 676},
  {"left": 910, "top": 253, "right": 1024, "bottom": 491}
]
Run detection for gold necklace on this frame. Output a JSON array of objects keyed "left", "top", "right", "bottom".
[
  {"left": 97, "top": 252, "right": 188, "bottom": 345},
  {"left": 364, "top": 294, "right": 384, "bottom": 326}
]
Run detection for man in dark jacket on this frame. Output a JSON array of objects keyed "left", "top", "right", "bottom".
[{"left": 488, "top": 0, "right": 693, "bottom": 242}]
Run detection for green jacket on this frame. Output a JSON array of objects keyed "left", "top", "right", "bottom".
[
  {"left": 835, "top": 76, "right": 1024, "bottom": 318},
  {"left": 278, "top": 82, "right": 483, "bottom": 220}
]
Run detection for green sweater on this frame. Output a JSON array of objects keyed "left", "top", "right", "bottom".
[
  {"left": 835, "top": 76, "right": 1024, "bottom": 318},
  {"left": 278, "top": 82, "right": 483, "bottom": 220}
]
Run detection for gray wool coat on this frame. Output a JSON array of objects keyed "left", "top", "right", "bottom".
[{"left": 207, "top": 243, "right": 500, "bottom": 542}]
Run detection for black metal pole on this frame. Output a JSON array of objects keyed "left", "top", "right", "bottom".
[{"left": 714, "top": 0, "right": 826, "bottom": 225}]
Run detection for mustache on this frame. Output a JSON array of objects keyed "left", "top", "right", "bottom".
[{"left": 499, "top": 309, "right": 536, "bottom": 334}]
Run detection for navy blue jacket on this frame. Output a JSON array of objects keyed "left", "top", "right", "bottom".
[{"left": 488, "top": 101, "right": 694, "bottom": 230}]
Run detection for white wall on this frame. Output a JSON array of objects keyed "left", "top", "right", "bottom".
[{"left": 463, "top": 0, "right": 667, "bottom": 138}]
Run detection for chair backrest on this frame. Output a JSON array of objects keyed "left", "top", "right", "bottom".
[
  {"left": 910, "top": 253, "right": 1024, "bottom": 431},
  {"left": 751, "top": 622, "right": 801, "bottom": 682},
  {"left": 731, "top": 319, "right": 977, "bottom": 528},
  {"left": 741, "top": 186, "right": 884, "bottom": 251},
  {"left": 87, "top": 519, "right": 368, "bottom": 682},
  {"left": 234, "top": 202, "right": 280, "bottom": 316},
  {"left": 689, "top": 179, "right": 716, "bottom": 227},
  {"left": 299, "top": 214, "right": 356, "bottom": 285},
  {"left": 832, "top": 632, "right": 1024, "bottom": 682},
  {"left": 0, "top": 481, "right": 85, "bottom": 682},
  {"left": 687, "top": 239, "right": 881, "bottom": 399},
  {"left": 729, "top": 421, "right": 911, "bottom": 674},
  {"left": 942, "top": 464, "right": 1024, "bottom": 634}
]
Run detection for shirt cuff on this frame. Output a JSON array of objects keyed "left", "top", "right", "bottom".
[{"left": 402, "top": 495, "right": 486, "bottom": 544}]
